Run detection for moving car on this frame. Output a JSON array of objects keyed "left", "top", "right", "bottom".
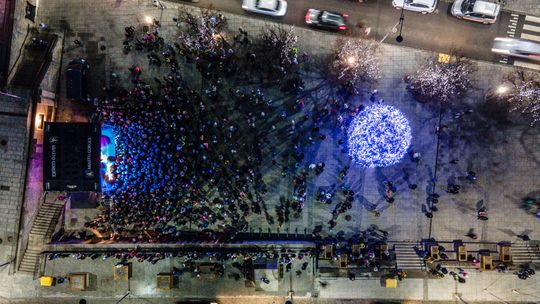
[
  {"left": 491, "top": 37, "right": 540, "bottom": 61},
  {"left": 305, "top": 9, "right": 348, "bottom": 31},
  {"left": 451, "top": 0, "right": 500, "bottom": 24},
  {"left": 392, "top": 0, "right": 438, "bottom": 14},
  {"left": 241, "top": 0, "right": 287, "bottom": 17}
]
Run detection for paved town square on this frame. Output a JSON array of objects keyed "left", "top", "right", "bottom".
[{"left": 0, "top": 0, "right": 539, "bottom": 303}]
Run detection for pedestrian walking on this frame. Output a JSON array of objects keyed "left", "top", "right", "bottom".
[
  {"left": 153, "top": 0, "right": 165, "bottom": 9},
  {"left": 477, "top": 207, "right": 488, "bottom": 221},
  {"left": 467, "top": 171, "right": 477, "bottom": 182},
  {"left": 517, "top": 234, "right": 530, "bottom": 241},
  {"left": 38, "top": 23, "right": 49, "bottom": 32},
  {"left": 466, "top": 228, "right": 477, "bottom": 239}
]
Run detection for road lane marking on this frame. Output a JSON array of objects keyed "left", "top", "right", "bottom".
[
  {"left": 508, "top": 25, "right": 516, "bottom": 28},
  {"left": 507, "top": 31, "right": 515, "bottom": 35},
  {"left": 525, "top": 15, "right": 540, "bottom": 23},
  {"left": 513, "top": 60, "right": 540, "bottom": 70},
  {"left": 520, "top": 33, "right": 540, "bottom": 42},
  {"left": 511, "top": 14, "right": 519, "bottom": 17},
  {"left": 523, "top": 24, "right": 540, "bottom": 33}
]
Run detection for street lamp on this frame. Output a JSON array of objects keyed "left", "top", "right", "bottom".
[
  {"left": 396, "top": 2, "right": 405, "bottom": 43},
  {"left": 496, "top": 85, "right": 509, "bottom": 95},
  {"left": 115, "top": 291, "right": 131, "bottom": 304},
  {"left": 338, "top": 55, "right": 357, "bottom": 79},
  {"left": 144, "top": 15, "right": 153, "bottom": 25}
]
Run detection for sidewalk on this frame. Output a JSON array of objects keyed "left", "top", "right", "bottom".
[
  {"left": 316, "top": 272, "right": 540, "bottom": 303},
  {"left": 504, "top": 0, "right": 540, "bottom": 16}
]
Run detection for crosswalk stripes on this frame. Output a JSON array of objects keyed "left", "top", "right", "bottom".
[
  {"left": 524, "top": 15, "right": 540, "bottom": 24},
  {"left": 507, "top": 13, "right": 519, "bottom": 38},
  {"left": 513, "top": 60, "right": 540, "bottom": 70},
  {"left": 510, "top": 15, "right": 540, "bottom": 70}
]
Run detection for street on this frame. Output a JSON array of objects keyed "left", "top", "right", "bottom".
[{"left": 176, "top": 0, "right": 525, "bottom": 63}]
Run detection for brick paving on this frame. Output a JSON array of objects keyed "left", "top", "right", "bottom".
[{"left": 504, "top": 0, "right": 540, "bottom": 16}]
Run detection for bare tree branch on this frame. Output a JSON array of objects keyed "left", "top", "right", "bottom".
[
  {"left": 407, "top": 55, "right": 476, "bottom": 103},
  {"left": 504, "top": 69, "right": 540, "bottom": 125},
  {"left": 328, "top": 39, "right": 381, "bottom": 92},
  {"left": 175, "top": 7, "right": 227, "bottom": 58}
]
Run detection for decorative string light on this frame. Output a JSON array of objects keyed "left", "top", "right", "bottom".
[{"left": 347, "top": 104, "right": 412, "bottom": 167}]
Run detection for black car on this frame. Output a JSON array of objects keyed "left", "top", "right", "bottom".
[
  {"left": 305, "top": 9, "right": 348, "bottom": 31},
  {"left": 65, "top": 58, "right": 90, "bottom": 100}
]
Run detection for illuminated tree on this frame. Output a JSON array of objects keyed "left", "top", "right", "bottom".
[
  {"left": 407, "top": 56, "right": 476, "bottom": 103},
  {"left": 253, "top": 25, "right": 299, "bottom": 76},
  {"left": 503, "top": 69, "right": 540, "bottom": 125},
  {"left": 175, "top": 8, "right": 227, "bottom": 58},
  {"left": 329, "top": 38, "right": 381, "bottom": 92}
]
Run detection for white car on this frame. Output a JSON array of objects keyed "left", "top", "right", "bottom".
[
  {"left": 451, "top": 0, "right": 500, "bottom": 24},
  {"left": 492, "top": 37, "right": 540, "bottom": 62},
  {"left": 242, "top": 0, "right": 287, "bottom": 17},
  {"left": 392, "top": 0, "right": 438, "bottom": 14}
]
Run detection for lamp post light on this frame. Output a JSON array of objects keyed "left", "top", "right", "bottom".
[
  {"left": 496, "top": 85, "right": 509, "bottom": 95},
  {"left": 144, "top": 15, "right": 153, "bottom": 25},
  {"left": 338, "top": 55, "right": 357, "bottom": 80},
  {"left": 485, "top": 84, "right": 510, "bottom": 103},
  {"left": 396, "top": 2, "right": 405, "bottom": 43},
  {"left": 115, "top": 291, "right": 131, "bottom": 304}
]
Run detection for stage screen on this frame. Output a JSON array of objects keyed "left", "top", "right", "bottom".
[
  {"left": 43, "top": 122, "right": 101, "bottom": 191},
  {"left": 100, "top": 123, "right": 116, "bottom": 193}
]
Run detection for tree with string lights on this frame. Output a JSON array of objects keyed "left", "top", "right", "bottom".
[
  {"left": 252, "top": 25, "right": 299, "bottom": 77},
  {"left": 406, "top": 55, "right": 476, "bottom": 103},
  {"left": 329, "top": 38, "right": 381, "bottom": 93},
  {"left": 174, "top": 7, "right": 227, "bottom": 58},
  {"left": 502, "top": 69, "right": 540, "bottom": 126}
]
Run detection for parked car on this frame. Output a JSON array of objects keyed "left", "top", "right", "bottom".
[
  {"left": 305, "top": 9, "right": 348, "bottom": 31},
  {"left": 392, "top": 0, "right": 438, "bottom": 14},
  {"left": 491, "top": 37, "right": 540, "bottom": 61},
  {"left": 65, "top": 58, "right": 89, "bottom": 100},
  {"left": 241, "top": 0, "right": 287, "bottom": 17},
  {"left": 451, "top": 0, "right": 500, "bottom": 24}
]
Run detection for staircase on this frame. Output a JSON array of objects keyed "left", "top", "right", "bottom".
[
  {"left": 394, "top": 242, "right": 425, "bottom": 271},
  {"left": 511, "top": 241, "right": 540, "bottom": 265},
  {"left": 18, "top": 192, "right": 66, "bottom": 275}
]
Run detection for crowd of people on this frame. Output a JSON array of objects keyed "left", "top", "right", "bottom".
[
  {"left": 86, "top": 12, "right": 348, "bottom": 243},
  {"left": 77, "top": 10, "right": 480, "bottom": 282},
  {"left": 53, "top": 7, "right": 532, "bottom": 287},
  {"left": 47, "top": 247, "right": 315, "bottom": 281}
]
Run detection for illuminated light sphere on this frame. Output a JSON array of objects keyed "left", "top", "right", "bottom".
[{"left": 347, "top": 104, "right": 412, "bottom": 168}]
